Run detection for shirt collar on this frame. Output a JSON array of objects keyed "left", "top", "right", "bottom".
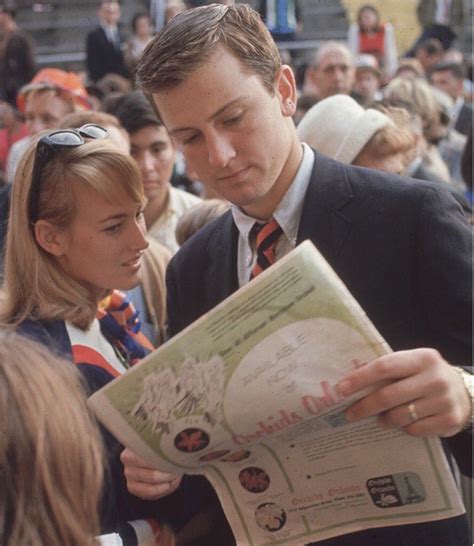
[
  {"left": 450, "top": 96, "right": 464, "bottom": 120},
  {"left": 232, "top": 143, "right": 315, "bottom": 244},
  {"left": 101, "top": 22, "right": 118, "bottom": 33}
]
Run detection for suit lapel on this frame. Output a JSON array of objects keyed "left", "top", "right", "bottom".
[
  {"left": 297, "top": 152, "right": 354, "bottom": 264},
  {"left": 206, "top": 212, "right": 240, "bottom": 307},
  {"left": 204, "top": 153, "right": 354, "bottom": 307}
]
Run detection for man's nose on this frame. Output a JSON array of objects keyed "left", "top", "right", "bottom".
[
  {"left": 207, "top": 133, "right": 236, "bottom": 168},
  {"left": 140, "top": 150, "right": 156, "bottom": 175}
]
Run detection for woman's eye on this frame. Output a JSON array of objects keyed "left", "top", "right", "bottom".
[{"left": 104, "top": 223, "right": 121, "bottom": 233}]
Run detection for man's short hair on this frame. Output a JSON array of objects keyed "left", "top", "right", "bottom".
[
  {"left": 416, "top": 38, "right": 443, "bottom": 56},
  {"left": 136, "top": 4, "right": 281, "bottom": 96},
  {"left": 429, "top": 61, "right": 466, "bottom": 81},
  {"left": 311, "top": 42, "right": 353, "bottom": 70},
  {"left": 111, "top": 90, "right": 162, "bottom": 135}
]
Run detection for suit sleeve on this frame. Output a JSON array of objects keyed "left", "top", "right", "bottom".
[
  {"left": 86, "top": 31, "right": 100, "bottom": 82},
  {"left": 415, "top": 187, "right": 472, "bottom": 476},
  {"left": 166, "top": 252, "right": 187, "bottom": 339},
  {"left": 416, "top": 187, "right": 471, "bottom": 365}
]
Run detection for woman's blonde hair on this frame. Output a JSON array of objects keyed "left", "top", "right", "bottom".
[
  {"left": 0, "top": 331, "right": 103, "bottom": 546},
  {"left": 383, "top": 77, "right": 447, "bottom": 143},
  {"left": 0, "top": 136, "right": 145, "bottom": 329}
]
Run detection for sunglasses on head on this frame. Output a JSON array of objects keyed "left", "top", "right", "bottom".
[{"left": 28, "top": 124, "right": 109, "bottom": 224}]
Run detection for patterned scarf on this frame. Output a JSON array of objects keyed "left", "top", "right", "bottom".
[{"left": 97, "top": 290, "right": 154, "bottom": 367}]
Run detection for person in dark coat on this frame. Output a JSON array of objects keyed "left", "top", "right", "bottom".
[
  {"left": 0, "top": 1, "right": 36, "bottom": 105},
  {"left": 86, "top": 0, "right": 129, "bottom": 83}
]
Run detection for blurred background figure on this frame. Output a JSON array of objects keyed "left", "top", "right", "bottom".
[
  {"left": 125, "top": 11, "right": 154, "bottom": 71},
  {"left": 393, "top": 58, "right": 425, "bottom": 79},
  {"left": 86, "top": 0, "right": 128, "bottom": 83},
  {"left": 297, "top": 94, "right": 413, "bottom": 175},
  {"left": 431, "top": 85, "right": 468, "bottom": 188},
  {"left": 429, "top": 61, "right": 473, "bottom": 137},
  {"left": 351, "top": 54, "right": 383, "bottom": 106},
  {"left": 347, "top": 4, "right": 398, "bottom": 81},
  {"left": 0, "top": 100, "right": 27, "bottom": 183},
  {"left": 257, "top": 0, "right": 302, "bottom": 42},
  {"left": 408, "top": 0, "right": 465, "bottom": 54},
  {"left": 165, "top": 0, "right": 187, "bottom": 24},
  {"left": 304, "top": 42, "right": 354, "bottom": 99},
  {"left": 384, "top": 77, "right": 452, "bottom": 182},
  {"left": 0, "top": 332, "right": 104, "bottom": 546},
  {"left": 0, "top": 1, "right": 36, "bottom": 107},
  {"left": 112, "top": 90, "right": 201, "bottom": 253},
  {"left": 5, "top": 68, "right": 90, "bottom": 184},
  {"left": 414, "top": 38, "right": 444, "bottom": 74},
  {"left": 373, "top": 98, "right": 470, "bottom": 214}
]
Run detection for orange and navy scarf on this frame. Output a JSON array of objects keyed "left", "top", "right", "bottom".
[{"left": 97, "top": 290, "right": 154, "bottom": 367}]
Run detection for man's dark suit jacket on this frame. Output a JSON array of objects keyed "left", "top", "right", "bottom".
[
  {"left": 454, "top": 102, "right": 473, "bottom": 138},
  {"left": 166, "top": 152, "right": 472, "bottom": 545},
  {"left": 85, "top": 26, "right": 128, "bottom": 83}
]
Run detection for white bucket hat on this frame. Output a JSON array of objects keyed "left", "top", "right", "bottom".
[{"left": 297, "top": 94, "right": 393, "bottom": 164}]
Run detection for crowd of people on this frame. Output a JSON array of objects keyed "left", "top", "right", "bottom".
[{"left": 0, "top": 1, "right": 472, "bottom": 546}]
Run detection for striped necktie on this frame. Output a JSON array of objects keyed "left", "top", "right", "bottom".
[{"left": 250, "top": 218, "right": 283, "bottom": 280}]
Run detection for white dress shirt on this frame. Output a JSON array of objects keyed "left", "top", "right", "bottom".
[{"left": 232, "top": 143, "right": 315, "bottom": 287}]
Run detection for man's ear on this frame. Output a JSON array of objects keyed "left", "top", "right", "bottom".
[
  {"left": 275, "top": 65, "right": 298, "bottom": 117},
  {"left": 34, "top": 220, "right": 68, "bottom": 257}
]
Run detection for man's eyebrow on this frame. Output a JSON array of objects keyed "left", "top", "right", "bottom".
[
  {"left": 131, "top": 139, "right": 168, "bottom": 150},
  {"left": 169, "top": 97, "right": 247, "bottom": 136}
]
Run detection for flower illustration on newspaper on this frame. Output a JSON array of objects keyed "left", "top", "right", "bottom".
[{"left": 130, "top": 355, "right": 225, "bottom": 434}]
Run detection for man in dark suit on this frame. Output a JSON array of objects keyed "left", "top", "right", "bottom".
[
  {"left": 85, "top": 0, "right": 128, "bottom": 83},
  {"left": 123, "top": 5, "right": 472, "bottom": 545},
  {"left": 429, "top": 62, "right": 473, "bottom": 138}
]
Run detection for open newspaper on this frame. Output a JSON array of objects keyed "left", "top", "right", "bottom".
[{"left": 89, "top": 241, "right": 464, "bottom": 545}]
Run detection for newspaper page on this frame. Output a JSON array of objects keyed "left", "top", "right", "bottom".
[{"left": 89, "top": 241, "right": 464, "bottom": 546}]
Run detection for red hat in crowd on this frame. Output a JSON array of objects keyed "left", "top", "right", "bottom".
[{"left": 16, "top": 68, "right": 91, "bottom": 112}]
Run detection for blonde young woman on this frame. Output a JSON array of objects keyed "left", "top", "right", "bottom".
[
  {"left": 0, "top": 332, "right": 103, "bottom": 546},
  {"left": 0, "top": 127, "right": 179, "bottom": 545}
]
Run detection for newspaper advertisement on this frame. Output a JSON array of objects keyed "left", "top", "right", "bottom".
[{"left": 89, "top": 241, "right": 464, "bottom": 545}]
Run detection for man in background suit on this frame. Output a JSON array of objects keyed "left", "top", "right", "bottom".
[
  {"left": 408, "top": 0, "right": 465, "bottom": 53},
  {"left": 86, "top": 0, "right": 128, "bottom": 83},
  {"left": 123, "top": 5, "right": 472, "bottom": 545},
  {"left": 429, "top": 61, "right": 473, "bottom": 138}
]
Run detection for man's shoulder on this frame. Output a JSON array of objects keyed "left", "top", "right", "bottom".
[
  {"left": 86, "top": 26, "right": 104, "bottom": 41},
  {"left": 170, "top": 209, "right": 233, "bottom": 267},
  {"left": 312, "top": 151, "right": 443, "bottom": 204}
]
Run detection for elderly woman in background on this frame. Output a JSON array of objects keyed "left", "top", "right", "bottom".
[
  {"left": 383, "top": 76, "right": 452, "bottom": 183},
  {"left": 297, "top": 94, "right": 414, "bottom": 174}
]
